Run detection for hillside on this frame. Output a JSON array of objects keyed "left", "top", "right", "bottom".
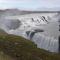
[
  {"left": 0, "top": 32, "right": 60, "bottom": 60},
  {"left": 0, "top": 9, "right": 60, "bottom": 17},
  {"left": 0, "top": 29, "right": 7, "bottom": 35}
]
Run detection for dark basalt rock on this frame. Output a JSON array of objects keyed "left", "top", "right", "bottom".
[
  {"left": 34, "top": 29, "right": 44, "bottom": 32},
  {"left": 26, "top": 31, "right": 30, "bottom": 36},
  {"left": 29, "top": 31, "right": 36, "bottom": 39},
  {"left": 26, "top": 29, "right": 44, "bottom": 39},
  {"left": 41, "top": 16, "right": 49, "bottom": 23},
  {"left": 59, "top": 36, "right": 60, "bottom": 52}
]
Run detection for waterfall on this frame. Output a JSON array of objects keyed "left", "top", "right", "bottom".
[
  {"left": 30, "top": 33, "right": 59, "bottom": 52},
  {"left": 0, "top": 13, "right": 59, "bottom": 53}
]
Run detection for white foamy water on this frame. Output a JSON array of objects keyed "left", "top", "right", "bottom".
[{"left": 0, "top": 13, "right": 59, "bottom": 52}]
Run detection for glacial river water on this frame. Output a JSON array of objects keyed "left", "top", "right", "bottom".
[
  {"left": 29, "top": 21, "right": 59, "bottom": 52},
  {"left": 0, "top": 13, "right": 60, "bottom": 52}
]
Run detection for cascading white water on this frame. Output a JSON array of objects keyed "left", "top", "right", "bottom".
[
  {"left": 0, "top": 13, "right": 59, "bottom": 53},
  {"left": 32, "top": 33, "right": 58, "bottom": 52}
]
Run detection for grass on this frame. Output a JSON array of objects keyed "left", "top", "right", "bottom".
[
  {"left": 0, "top": 51, "right": 14, "bottom": 60},
  {"left": 0, "top": 33, "right": 60, "bottom": 60}
]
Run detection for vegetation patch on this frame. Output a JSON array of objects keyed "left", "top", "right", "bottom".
[{"left": 0, "top": 33, "right": 60, "bottom": 60}]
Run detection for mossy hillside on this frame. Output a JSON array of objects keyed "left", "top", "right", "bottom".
[
  {"left": 0, "top": 29, "right": 7, "bottom": 35},
  {"left": 0, "top": 34, "right": 60, "bottom": 60}
]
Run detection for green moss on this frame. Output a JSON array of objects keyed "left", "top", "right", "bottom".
[{"left": 0, "top": 33, "right": 60, "bottom": 60}]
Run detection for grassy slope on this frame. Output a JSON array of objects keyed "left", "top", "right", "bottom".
[
  {"left": 0, "top": 33, "right": 60, "bottom": 60},
  {"left": 0, "top": 51, "right": 14, "bottom": 60}
]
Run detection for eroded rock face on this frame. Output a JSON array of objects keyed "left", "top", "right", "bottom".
[{"left": 26, "top": 29, "right": 44, "bottom": 39}]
